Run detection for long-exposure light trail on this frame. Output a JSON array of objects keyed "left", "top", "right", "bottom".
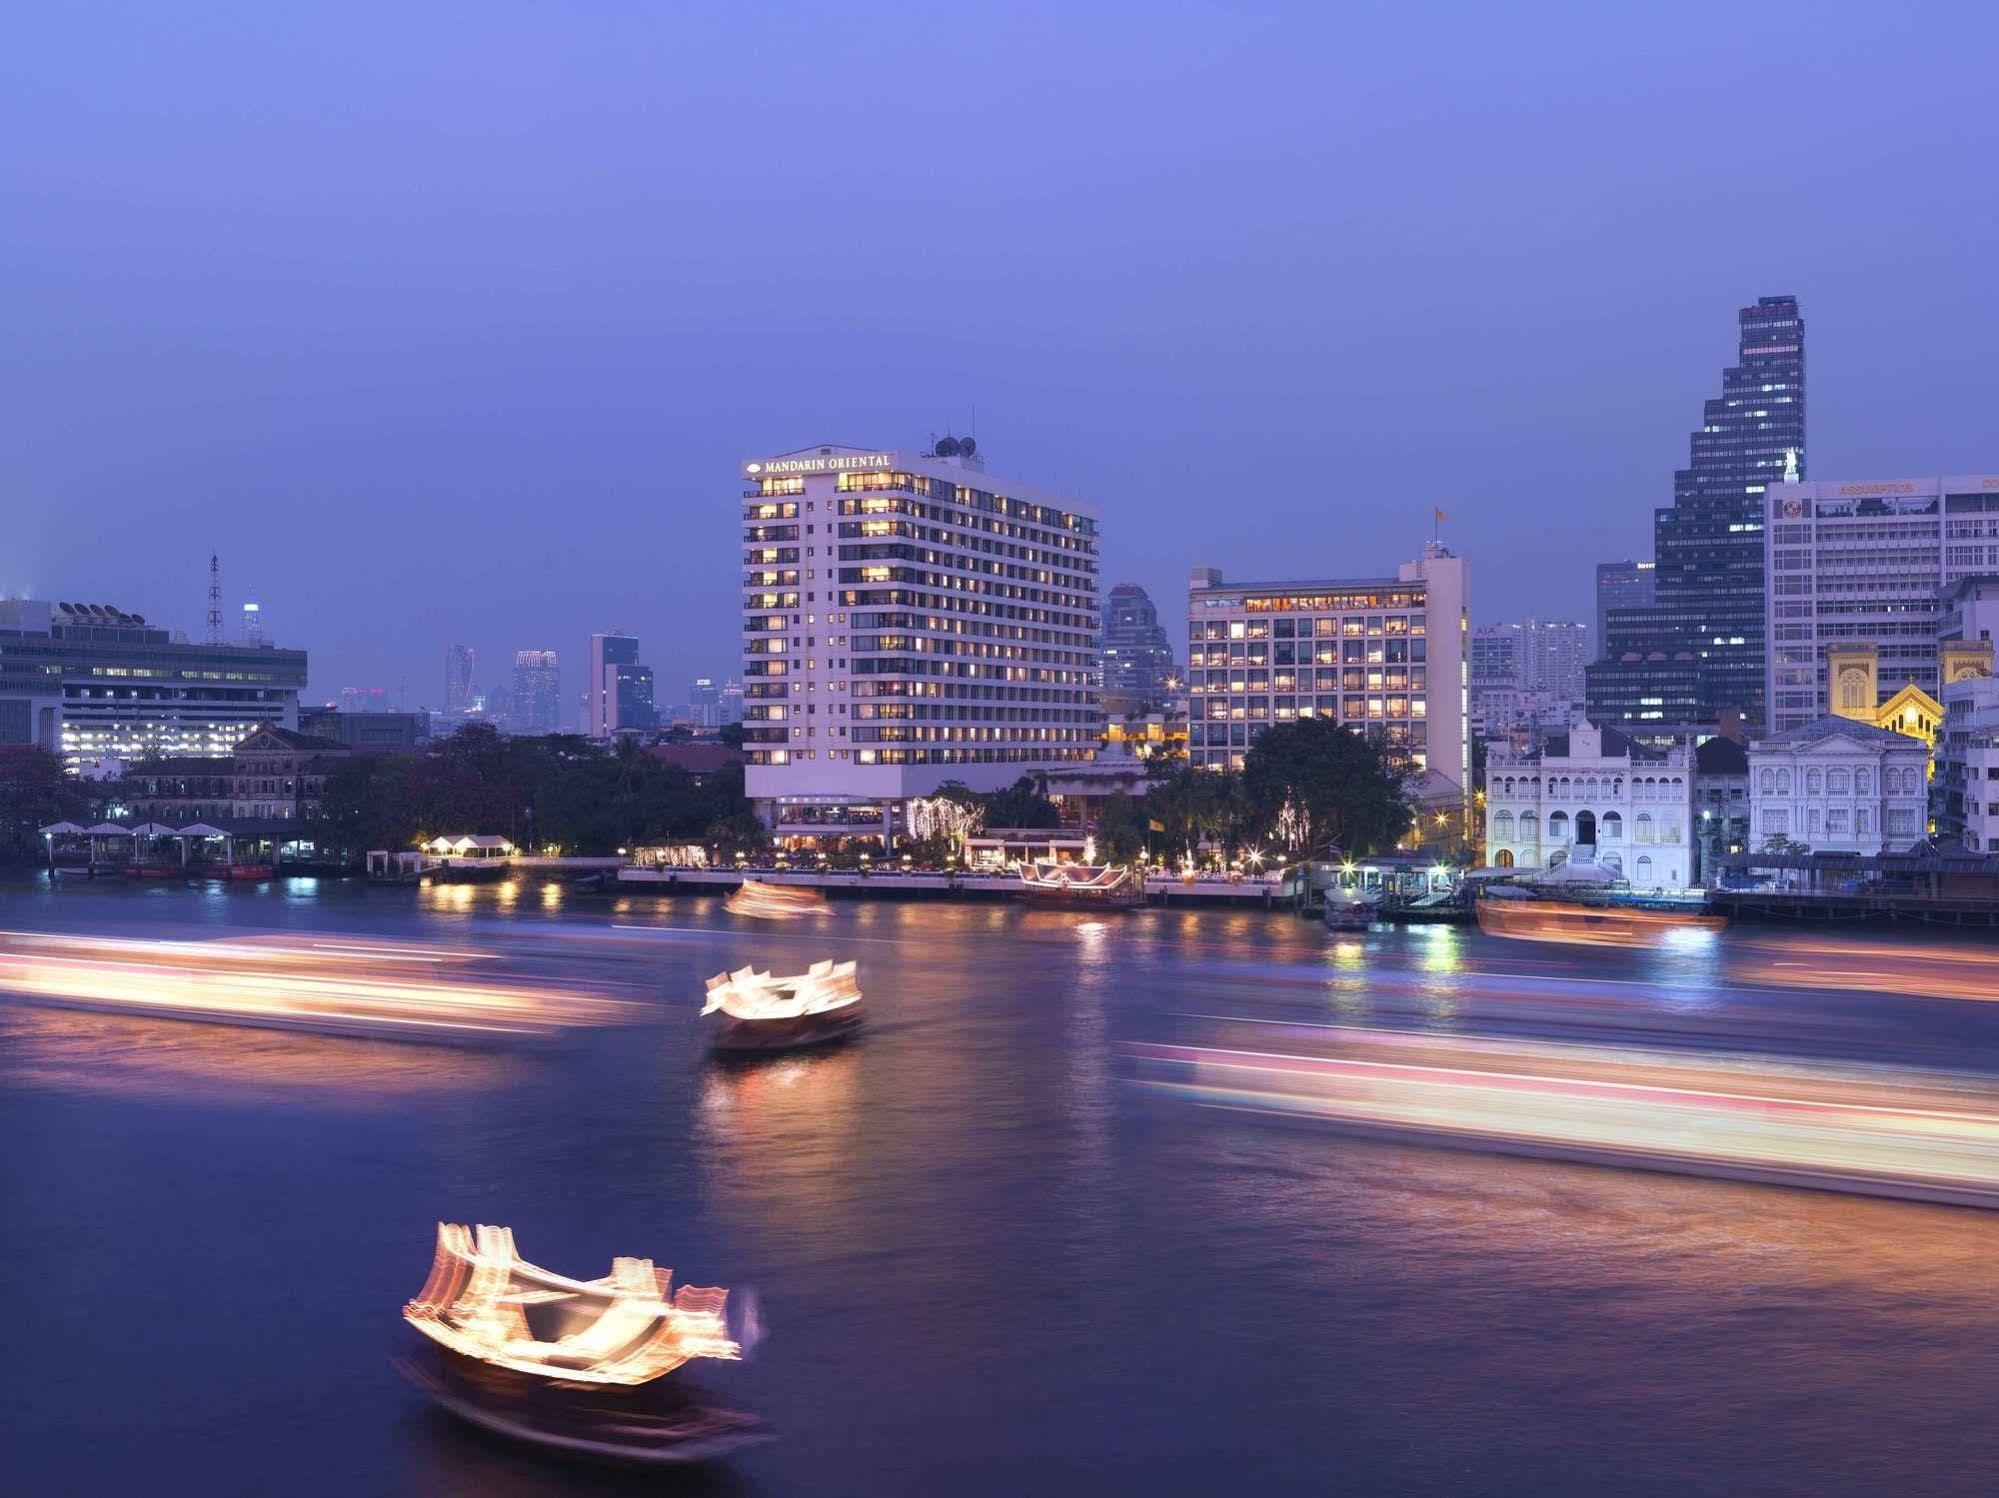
[
  {"left": 1131, "top": 1023, "right": 1999, "bottom": 1208},
  {"left": 0, "top": 930, "right": 640, "bottom": 1038}
]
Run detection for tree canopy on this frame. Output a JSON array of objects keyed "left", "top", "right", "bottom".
[
  {"left": 1240, "top": 717, "right": 1413, "bottom": 857},
  {"left": 0, "top": 746, "right": 86, "bottom": 864}
]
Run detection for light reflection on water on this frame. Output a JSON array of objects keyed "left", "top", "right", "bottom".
[{"left": 7, "top": 879, "right": 1999, "bottom": 1495}]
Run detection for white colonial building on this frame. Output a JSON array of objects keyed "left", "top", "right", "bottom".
[
  {"left": 1483, "top": 720, "right": 1695, "bottom": 890},
  {"left": 1747, "top": 716, "right": 1930, "bottom": 855}
]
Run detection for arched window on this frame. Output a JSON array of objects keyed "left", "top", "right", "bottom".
[
  {"left": 1829, "top": 769, "right": 1850, "bottom": 795},
  {"left": 1519, "top": 812, "right": 1539, "bottom": 843},
  {"left": 1493, "top": 810, "right": 1514, "bottom": 841},
  {"left": 1760, "top": 769, "right": 1775, "bottom": 792},
  {"left": 1549, "top": 811, "right": 1570, "bottom": 841},
  {"left": 1807, "top": 769, "right": 1823, "bottom": 795},
  {"left": 1635, "top": 813, "right": 1655, "bottom": 844},
  {"left": 1601, "top": 811, "right": 1623, "bottom": 841},
  {"left": 1778, "top": 770, "right": 1793, "bottom": 794},
  {"left": 1576, "top": 810, "right": 1597, "bottom": 845},
  {"left": 1602, "top": 852, "right": 1623, "bottom": 873},
  {"left": 1855, "top": 769, "right": 1871, "bottom": 795},
  {"left": 1494, "top": 848, "right": 1514, "bottom": 867},
  {"left": 1636, "top": 855, "right": 1654, "bottom": 883},
  {"left": 1585, "top": 777, "right": 1598, "bottom": 799}
]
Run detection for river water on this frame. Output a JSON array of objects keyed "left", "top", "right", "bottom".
[{"left": 5, "top": 878, "right": 1999, "bottom": 1496}]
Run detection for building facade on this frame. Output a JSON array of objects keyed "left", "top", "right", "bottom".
[
  {"left": 1102, "top": 582, "right": 1177, "bottom": 712},
  {"left": 1483, "top": 721, "right": 1695, "bottom": 890},
  {"left": 1521, "top": 619, "right": 1589, "bottom": 701},
  {"left": 122, "top": 724, "right": 351, "bottom": 824},
  {"left": 1693, "top": 733, "right": 1750, "bottom": 880},
  {"left": 299, "top": 708, "right": 429, "bottom": 752},
  {"left": 1937, "top": 675, "right": 1999, "bottom": 851},
  {"left": 589, "top": 632, "right": 656, "bottom": 736},
  {"left": 512, "top": 649, "right": 561, "bottom": 735},
  {"left": 1589, "top": 294, "right": 1805, "bottom": 730},
  {"left": 739, "top": 441, "right": 1100, "bottom": 843},
  {"left": 1763, "top": 475, "right": 1999, "bottom": 732},
  {"left": 1594, "top": 561, "right": 1655, "bottom": 660},
  {"left": 0, "top": 600, "right": 307, "bottom": 772},
  {"left": 1748, "top": 717, "right": 1930, "bottom": 855},
  {"left": 1185, "top": 543, "right": 1469, "bottom": 801}
]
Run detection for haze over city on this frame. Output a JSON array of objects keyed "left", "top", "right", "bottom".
[{"left": 7, "top": 1, "right": 1998, "bottom": 702}]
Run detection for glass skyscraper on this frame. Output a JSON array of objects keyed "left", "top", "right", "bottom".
[
  {"left": 1102, "top": 582, "right": 1177, "bottom": 710},
  {"left": 1588, "top": 295, "right": 1804, "bottom": 730}
]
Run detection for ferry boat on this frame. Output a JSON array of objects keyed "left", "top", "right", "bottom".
[
  {"left": 1322, "top": 889, "right": 1379, "bottom": 932},
  {"left": 1015, "top": 861, "right": 1143, "bottom": 907},
  {"left": 703, "top": 960, "right": 863, "bottom": 1051},
  {"left": 1476, "top": 895, "right": 1726, "bottom": 948},
  {"left": 399, "top": 1223, "right": 763, "bottom": 1465}
]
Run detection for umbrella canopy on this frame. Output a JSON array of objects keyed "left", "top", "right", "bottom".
[
  {"left": 1530, "top": 861, "right": 1619, "bottom": 886},
  {"left": 85, "top": 823, "right": 134, "bottom": 836},
  {"left": 39, "top": 821, "right": 87, "bottom": 836},
  {"left": 177, "top": 823, "right": 232, "bottom": 838},
  {"left": 128, "top": 822, "right": 181, "bottom": 836}
]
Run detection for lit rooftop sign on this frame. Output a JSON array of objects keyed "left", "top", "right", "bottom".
[{"left": 745, "top": 451, "right": 896, "bottom": 476}]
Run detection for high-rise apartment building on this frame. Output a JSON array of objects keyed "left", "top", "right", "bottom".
[
  {"left": 1521, "top": 619, "right": 1589, "bottom": 701},
  {"left": 1101, "top": 582, "right": 1177, "bottom": 712},
  {"left": 444, "top": 643, "right": 477, "bottom": 717},
  {"left": 1764, "top": 475, "right": 1999, "bottom": 731},
  {"left": 1594, "top": 561, "right": 1655, "bottom": 659},
  {"left": 0, "top": 599, "right": 307, "bottom": 771},
  {"left": 512, "top": 649, "right": 561, "bottom": 736},
  {"left": 1186, "top": 543, "right": 1470, "bottom": 809},
  {"left": 588, "top": 632, "right": 656, "bottom": 736},
  {"left": 740, "top": 441, "right": 1099, "bottom": 842},
  {"left": 1589, "top": 295, "right": 1805, "bottom": 729},
  {"left": 719, "top": 679, "right": 745, "bottom": 726}
]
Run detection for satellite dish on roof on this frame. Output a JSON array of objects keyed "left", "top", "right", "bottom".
[
  {"left": 935, "top": 436, "right": 960, "bottom": 457},
  {"left": 959, "top": 436, "right": 976, "bottom": 457}
]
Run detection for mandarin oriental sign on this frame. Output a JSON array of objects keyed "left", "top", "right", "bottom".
[{"left": 745, "top": 452, "right": 896, "bottom": 476}]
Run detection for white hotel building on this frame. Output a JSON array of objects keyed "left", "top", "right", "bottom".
[
  {"left": 1765, "top": 474, "right": 1999, "bottom": 733},
  {"left": 740, "top": 442, "right": 1100, "bottom": 844},
  {"left": 1184, "top": 543, "right": 1469, "bottom": 807}
]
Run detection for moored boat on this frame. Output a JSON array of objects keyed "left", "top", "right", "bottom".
[
  {"left": 703, "top": 961, "right": 863, "bottom": 1051},
  {"left": 1322, "top": 890, "right": 1379, "bottom": 931},
  {"left": 1016, "top": 861, "right": 1142, "bottom": 907}
]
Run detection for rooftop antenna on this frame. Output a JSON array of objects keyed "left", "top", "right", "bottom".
[{"left": 206, "top": 553, "right": 223, "bottom": 644}]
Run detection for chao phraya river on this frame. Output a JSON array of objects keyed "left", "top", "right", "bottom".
[{"left": 6, "top": 878, "right": 1999, "bottom": 1495}]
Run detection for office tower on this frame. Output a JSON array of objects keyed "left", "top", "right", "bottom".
[
  {"left": 444, "top": 643, "right": 476, "bottom": 716},
  {"left": 1186, "top": 542, "right": 1470, "bottom": 810},
  {"left": 1763, "top": 473, "right": 1999, "bottom": 731},
  {"left": 1102, "top": 582, "right": 1177, "bottom": 712},
  {"left": 689, "top": 677, "right": 722, "bottom": 729},
  {"left": 740, "top": 440, "right": 1100, "bottom": 841},
  {"left": 589, "top": 632, "right": 656, "bottom": 736},
  {"left": 1588, "top": 295, "right": 1805, "bottom": 729},
  {"left": 1521, "top": 619, "right": 1589, "bottom": 702},
  {"left": 338, "top": 686, "right": 388, "bottom": 714},
  {"left": 1594, "top": 561, "right": 1655, "bottom": 659},
  {"left": 719, "top": 679, "right": 745, "bottom": 726},
  {"left": 512, "top": 649, "right": 561, "bottom": 736},
  {"left": 0, "top": 599, "right": 307, "bottom": 771}
]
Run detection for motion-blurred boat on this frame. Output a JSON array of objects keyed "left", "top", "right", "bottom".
[
  {"left": 399, "top": 1222, "right": 763, "bottom": 1465},
  {"left": 725, "top": 879, "right": 828, "bottom": 918},
  {"left": 1016, "top": 861, "right": 1142, "bottom": 906},
  {"left": 703, "top": 961, "right": 863, "bottom": 1051},
  {"left": 1476, "top": 896, "right": 1726, "bottom": 947}
]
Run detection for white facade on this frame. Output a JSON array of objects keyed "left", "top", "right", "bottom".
[
  {"left": 740, "top": 443, "right": 1100, "bottom": 840},
  {"left": 1747, "top": 716, "right": 1930, "bottom": 854},
  {"left": 1936, "top": 676, "right": 1999, "bottom": 852},
  {"left": 1185, "top": 544, "right": 1469, "bottom": 800},
  {"left": 1765, "top": 474, "right": 1999, "bottom": 732},
  {"left": 1483, "top": 721, "right": 1694, "bottom": 890}
]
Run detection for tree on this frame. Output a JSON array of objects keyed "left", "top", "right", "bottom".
[
  {"left": 717, "top": 722, "right": 748, "bottom": 749},
  {"left": 982, "top": 774, "right": 1060, "bottom": 829},
  {"left": 707, "top": 811, "right": 769, "bottom": 859},
  {"left": 0, "top": 746, "right": 86, "bottom": 864},
  {"left": 1095, "top": 790, "right": 1147, "bottom": 864},
  {"left": 1241, "top": 717, "right": 1412, "bottom": 857}
]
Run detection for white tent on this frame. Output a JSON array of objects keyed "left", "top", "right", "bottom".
[
  {"left": 177, "top": 823, "right": 232, "bottom": 838},
  {"left": 128, "top": 822, "right": 181, "bottom": 836},
  {"left": 85, "top": 822, "right": 134, "bottom": 836},
  {"left": 39, "top": 821, "right": 86, "bottom": 836}
]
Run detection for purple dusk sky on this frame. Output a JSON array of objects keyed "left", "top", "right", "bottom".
[{"left": 5, "top": 2, "right": 1997, "bottom": 716}]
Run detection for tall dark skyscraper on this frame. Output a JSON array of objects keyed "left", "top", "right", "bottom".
[
  {"left": 1592, "top": 560, "right": 1655, "bottom": 661},
  {"left": 1101, "top": 582, "right": 1176, "bottom": 710},
  {"left": 1588, "top": 295, "right": 1804, "bottom": 730},
  {"left": 512, "top": 649, "right": 561, "bottom": 735}
]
